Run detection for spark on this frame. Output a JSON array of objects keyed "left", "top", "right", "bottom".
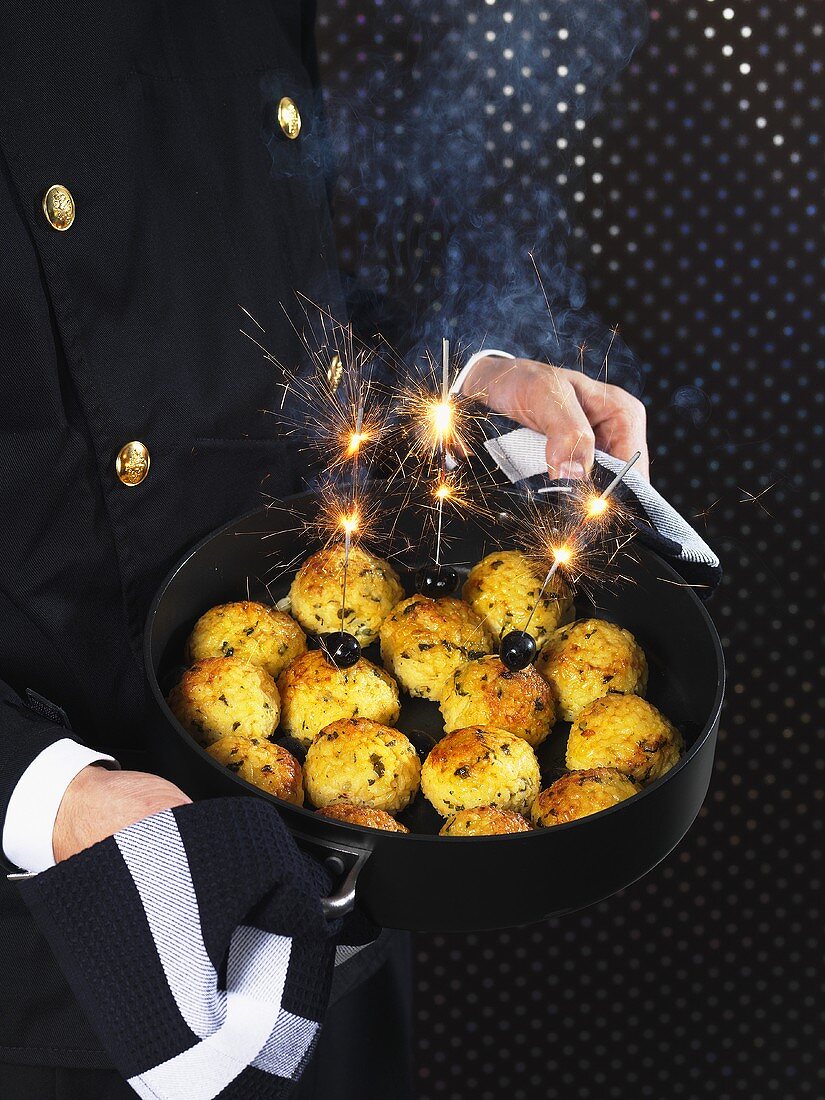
[
  {"left": 339, "top": 510, "right": 359, "bottom": 536},
  {"left": 430, "top": 399, "right": 454, "bottom": 439},
  {"left": 347, "top": 431, "right": 368, "bottom": 456},
  {"left": 599, "top": 324, "right": 619, "bottom": 389},
  {"left": 238, "top": 304, "right": 266, "bottom": 333},
  {"left": 694, "top": 497, "right": 722, "bottom": 526},
  {"left": 738, "top": 481, "right": 778, "bottom": 519},
  {"left": 585, "top": 495, "right": 609, "bottom": 518},
  {"left": 529, "top": 251, "right": 560, "bottom": 347}
]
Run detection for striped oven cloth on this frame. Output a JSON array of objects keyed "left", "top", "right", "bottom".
[
  {"left": 483, "top": 426, "right": 722, "bottom": 595},
  {"left": 16, "top": 797, "right": 375, "bottom": 1100}
]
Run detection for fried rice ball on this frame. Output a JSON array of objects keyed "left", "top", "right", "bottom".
[
  {"left": 531, "top": 767, "right": 641, "bottom": 827},
  {"left": 421, "top": 725, "right": 541, "bottom": 817},
  {"left": 276, "top": 649, "right": 400, "bottom": 748},
  {"left": 439, "top": 655, "right": 557, "bottom": 748},
  {"left": 288, "top": 544, "right": 404, "bottom": 645},
  {"left": 566, "top": 694, "right": 683, "bottom": 784},
  {"left": 462, "top": 549, "right": 574, "bottom": 646},
  {"left": 439, "top": 806, "right": 531, "bottom": 836},
  {"left": 537, "top": 617, "right": 648, "bottom": 722},
  {"left": 303, "top": 718, "right": 420, "bottom": 814},
  {"left": 168, "top": 656, "right": 280, "bottom": 746},
  {"left": 206, "top": 733, "right": 304, "bottom": 806},
  {"left": 185, "top": 600, "right": 306, "bottom": 681},
  {"left": 379, "top": 595, "right": 492, "bottom": 701},
  {"left": 318, "top": 802, "right": 409, "bottom": 833}
]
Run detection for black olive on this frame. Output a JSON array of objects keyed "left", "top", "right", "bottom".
[
  {"left": 499, "top": 630, "right": 538, "bottom": 672},
  {"left": 319, "top": 631, "right": 361, "bottom": 669},
  {"left": 416, "top": 564, "right": 459, "bottom": 597}
]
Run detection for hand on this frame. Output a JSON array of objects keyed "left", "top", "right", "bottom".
[
  {"left": 53, "top": 765, "right": 191, "bottom": 863},
  {"left": 463, "top": 356, "right": 650, "bottom": 481}
]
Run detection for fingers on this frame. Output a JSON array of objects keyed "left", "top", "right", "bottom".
[
  {"left": 466, "top": 356, "right": 650, "bottom": 481},
  {"left": 478, "top": 359, "right": 596, "bottom": 477},
  {"left": 564, "top": 371, "right": 650, "bottom": 480},
  {"left": 538, "top": 373, "right": 596, "bottom": 479}
]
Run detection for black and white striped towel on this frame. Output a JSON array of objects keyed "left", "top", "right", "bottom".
[
  {"left": 483, "top": 424, "right": 722, "bottom": 595},
  {"left": 16, "top": 797, "right": 375, "bottom": 1099}
]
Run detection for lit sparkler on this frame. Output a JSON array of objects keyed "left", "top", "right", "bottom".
[
  {"left": 500, "top": 452, "right": 642, "bottom": 670},
  {"left": 245, "top": 298, "right": 396, "bottom": 668},
  {"left": 392, "top": 336, "right": 485, "bottom": 470},
  {"left": 385, "top": 337, "right": 500, "bottom": 592},
  {"left": 245, "top": 296, "right": 392, "bottom": 480},
  {"left": 434, "top": 338, "right": 453, "bottom": 567}
]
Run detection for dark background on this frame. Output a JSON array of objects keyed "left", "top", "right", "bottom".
[{"left": 317, "top": 2, "right": 823, "bottom": 1098}]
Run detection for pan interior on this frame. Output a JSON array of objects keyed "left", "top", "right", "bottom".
[{"left": 152, "top": 491, "right": 721, "bottom": 837}]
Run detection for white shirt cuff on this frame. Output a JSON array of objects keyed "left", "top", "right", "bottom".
[
  {"left": 3, "top": 738, "right": 119, "bottom": 873},
  {"left": 451, "top": 348, "right": 515, "bottom": 396}
]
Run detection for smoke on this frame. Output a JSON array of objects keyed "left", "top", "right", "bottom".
[{"left": 267, "top": 0, "right": 649, "bottom": 393}]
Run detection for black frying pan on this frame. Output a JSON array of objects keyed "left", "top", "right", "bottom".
[{"left": 144, "top": 488, "right": 724, "bottom": 932}]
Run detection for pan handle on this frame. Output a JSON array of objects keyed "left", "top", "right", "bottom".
[
  {"left": 318, "top": 847, "right": 371, "bottom": 919},
  {"left": 292, "top": 831, "right": 373, "bottom": 920}
]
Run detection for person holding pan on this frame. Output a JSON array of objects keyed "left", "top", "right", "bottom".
[{"left": 0, "top": 2, "right": 648, "bottom": 1097}]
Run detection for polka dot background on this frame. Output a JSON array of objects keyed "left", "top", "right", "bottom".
[{"left": 317, "top": 2, "right": 823, "bottom": 1098}]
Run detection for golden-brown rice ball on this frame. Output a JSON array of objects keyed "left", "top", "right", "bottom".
[
  {"left": 206, "top": 733, "right": 304, "bottom": 806},
  {"left": 439, "top": 655, "right": 556, "bottom": 748},
  {"left": 531, "top": 767, "right": 640, "bottom": 827},
  {"left": 318, "top": 801, "right": 409, "bottom": 833},
  {"left": 288, "top": 544, "right": 404, "bottom": 645},
  {"left": 439, "top": 806, "right": 531, "bottom": 836},
  {"left": 379, "top": 595, "right": 492, "bottom": 701},
  {"left": 537, "top": 617, "right": 648, "bottom": 722},
  {"left": 566, "top": 694, "right": 683, "bottom": 784},
  {"left": 276, "top": 649, "right": 400, "bottom": 749},
  {"left": 304, "top": 718, "right": 420, "bottom": 814},
  {"left": 421, "top": 726, "right": 541, "bottom": 817},
  {"left": 462, "top": 550, "right": 573, "bottom": 647},
  {"left": 185, "top": 600, "right": 306, "bottom": 681},
  {"left": 168, "top": 657, "right": 280, "bottom": 746}
]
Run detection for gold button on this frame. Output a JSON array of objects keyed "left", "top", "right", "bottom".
[
  {"left": 115, "top": 441, "right": 150, "bottom": 486},
  {"left": 43, "top": 185, "right": 76, "bottom": 231},
  {"left": 277, "top": 97, "right": 301, "bottom": 140}
]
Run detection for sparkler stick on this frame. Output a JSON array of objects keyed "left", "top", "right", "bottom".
[
  {"left": 441, "top": 337, "right": 450, "bottom": 428},
  {"left": 416, "top": 337, "right": 463, "bottom": 595},
  {"left": 324, "top": 363, "right": 368, "bottom": 670},
  {"left": 434, "top": 337, "right": 451, "bottom": 567},
  {"left": 339, "top": 510, "right": 356, "bottom": 631},
  {"left": 590, "top": 451, "right": 641, "bottom": 512},
  {"left": 521, "top": 545, "right": 573, "bottom": 634}
]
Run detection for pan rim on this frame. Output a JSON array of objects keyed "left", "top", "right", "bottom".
[{"left": 145, "top": 495, "right": 725, "bottom": 845}]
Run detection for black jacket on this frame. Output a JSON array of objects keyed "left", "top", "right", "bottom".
[{"left": 0, "top": 0, "right": 373, "bottom": 1067}]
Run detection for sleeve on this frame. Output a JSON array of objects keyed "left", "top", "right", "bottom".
[
  {"left": 451, "top": 348, "right": 515, "bottom": 395},
  {"left": 0, "top": 681, "right": 117, "bottom": 873}
]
